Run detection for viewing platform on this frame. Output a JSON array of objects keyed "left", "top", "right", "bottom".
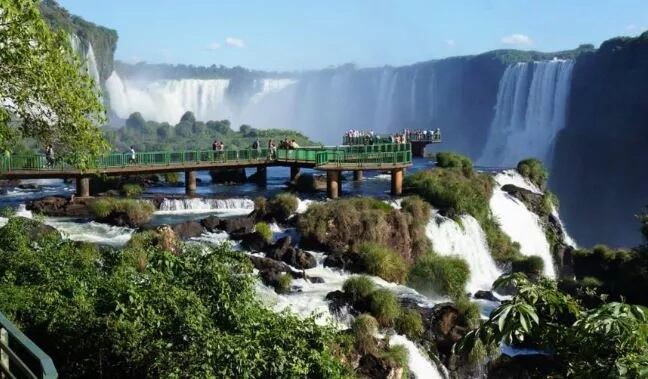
[
  {"left": 342, "top": 130, "right": 441, "bottom": 157},
  {"left": 0, "top": 143, "right": 412, "bottom": 199}
]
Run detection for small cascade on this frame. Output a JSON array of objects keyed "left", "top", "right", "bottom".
[
  {"left": 85, "top": 42, "right": 102, "bottom": 86},
  {"left": 490, "top": 172, "right": 556, "bottom": 278},
  {"left": 425, "top": 213, "right": 502, "bottom": 293},
  {"left": 479, "top": 59, "right": 575, "bottom": 168},
  {"left": 157, "top": 198, "right": 254, "bottom": 214},
  {"left": 389, "top": 335, "right": 445, "bottom": 379}
]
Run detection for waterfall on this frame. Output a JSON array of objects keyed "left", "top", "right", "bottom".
[
  {"left": 425, "top": 212, "right": 502, "bottom": 293},
  {"left": 373, "top": 69, "right": 399, "bottom": 133},
  {"left": 69, "top": 33, "right": 102, "bottom": 87},
  {"left": 389, "top": 335, "right": 445, "bottom": 379},
  {"left": 479, "top": 59, "right": 575, "bottom": 168},
  {"left": 490, "top": 171, "right": 556, "bottom": 278},
  {"left": 157, "top": 198, "right": 254, "bottom": 213}
]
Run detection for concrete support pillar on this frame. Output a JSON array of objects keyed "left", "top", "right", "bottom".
[
  {"left": 391, "top": 168, "right": 403, "bottom": 196},
  {"left": 75, "top": 177, "right": 90, "bottom": 197},
  {"left": 353, "top": 170, "right": 363, "bottom": 181},
  {"left": 256, "top": 166, "right": 267, "bottom": 186},
  {"left": 290, "top": 166, "right": 300, "bottom": 182},
  {"left": 185, "top": 170, "right": 197, "bottom": 196},
  {"left": 326, "top": 170, "right": 340, "bottom": 199}
]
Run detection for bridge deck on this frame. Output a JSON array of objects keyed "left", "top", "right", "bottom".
[{"left": 0, "top": 144, "right": 412, "bottom": 179}]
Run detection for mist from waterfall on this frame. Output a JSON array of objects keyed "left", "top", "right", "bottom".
[{"left": 479, "top": 59, "right": 575, "bottom": 168}]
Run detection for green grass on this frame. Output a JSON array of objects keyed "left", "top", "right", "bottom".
[
  {"left": 268, "top": 193, "right": 298, "bottom": 221},
  {"left": 121, "top": 183, "right": 144, "bottom": 198},
  {"left": 275, "top": 273, "right": 292, "bottom": 294},
  {"left": 367, "top": 289, "right": 401, "bottom": 327},
  {"left": 351, "top": 314, "right": 378, "bottom": 354},
  {"left": 358, "top": 242, "right": 408, "bottom": 283},
  {"left": 436, "top": 151, "right": 473, "bottom": 175},
  {"left": 380, "top": 344, "right": 409, "bottom": 369},
  {"left": 408, "top": 252, "right": 470, "bottom": 299},
  {"left": 88, "top": 198, "right": 155, "bottom": 225},
  {"left": 0, "top": 206, "right": 16, "bottom": 218},
  {"left": 395, "top": 309, "right": 424, "bottom": 339},
  {"left": 517, "top": 158, "right": 548, "bottom": 190},
  {"left": 254, "top": 222, "right": 273, "bottom": 242},
  {"left": 512, "top": 255, "right": 545, "bottom": 276},
  {"left": 455, "top": 295, "right": 481, "bottom": 329},
  {"left": 342, "top": 276, "right": 375, "bottom": 304}
]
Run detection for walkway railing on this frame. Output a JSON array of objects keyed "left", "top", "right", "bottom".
[
  {"left": 0, "top": 313, "right": 58, "bottom": 379},
  {"left": 342, "top": 133, "right": 441, "bottom": 146},
  {"left": 0, "top": 143, "right": 412, "bottom": 172}
]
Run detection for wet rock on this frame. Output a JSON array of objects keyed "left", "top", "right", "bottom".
[
  {"left": 249, "top": 255, "right": 304, "bottom": 289},
  {"left": 171, "top": 220, "right": 204, "bottom": 239},
  {"left": 474, "top": 290, "right": 499, "bottom": 302},
  {"left": 323, "top": 252, "right": 362, "bottom": 272},
  {"left": 325, "top": 290, "right": 350, "bottom": 316},
  {"left": 17, "top": 183, "right": 40, "bottom": 190},
  {"left": 308, "top": 276, "right": 325, "bottom": 284},
  {"left": 356, "top": 353, "right": 404, "bottom": 379},
  {"left": 201, "top": 215, "right": 254, "bottom": 234},
  {"left": 209, "top": 168, "right": 247, "bottom": 184},
  {"left": 27, "top": 196, "right": 93, "bottom": 218},
  {"left": 239, "top": 232, "right": 269, "bottom": 252},
  {"left": 284, "top": 248, "right": 317, "bottom": 269},
  {"left": 292, "top": 173, "right": 327, "bottom": 193},
  {"left": 487, "top": 354, "right": 561, "bottom": 379},
  {"left": 266, "top": 236, "right": 293, "bottom": 260}
]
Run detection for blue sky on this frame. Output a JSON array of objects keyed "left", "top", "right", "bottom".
[{"left": 59, "top": 0, "right": 648, "bottom": 71}]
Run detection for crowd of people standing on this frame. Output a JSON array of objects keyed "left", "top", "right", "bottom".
[{"left": 344, "top": 128, "right": 441, "bottom": 145}]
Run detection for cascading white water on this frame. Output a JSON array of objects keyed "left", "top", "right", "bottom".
[
  {"left": 425, "top": 212, "right": 502, "bottom": 293},
  {"left": 479, "top": 59, "right": 575, "bottom": 168},
  {"left": 490, "top": 171, "right": 556, "bottom": 277},
  {"left": 69, "top": 33, "right": 102, "bottom": 88},
  {"left": 156, "top": 198, "right": 254, "bottom": 214}
]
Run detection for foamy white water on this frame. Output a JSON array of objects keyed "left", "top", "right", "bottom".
[
  {"left": 490, "top": 180, "right": 555, "bottom": 278},
  {"left": 156, "top": 198, "right": 254, "bottom": 214},
  {"left": 390, "top": 334, "right": 445, "bottom": 379},
  {"left": 426, "top": 213, "right": 502, "bottom": 293}
]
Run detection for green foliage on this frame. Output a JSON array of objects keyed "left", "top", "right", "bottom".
[
  {"left": 0, "top": 219, "right": 351, "bottom": 377},
  {"left": 367, "top": 289, "right": 401, "bottom": 327},
  {"left": 106, "top": 111, "right": 316, "bottom": 152},
  {"left": 351, "top": 314, "right": 378, "bottom": 354},
  {"left": 459, "top": 273, "right": 648, "bottom": 378},
  {"left": 254, "top": 221, "right": 273, "bottom": 242},
  {"left": 380, "top": 344, "right": 409, "bottom": 368},
  {"left": 88, "top": 198, "right": 155, "bottom": 225},
  {"left": 342, "top": 276, "right": 375, "bottom": 304},
  {"left": 400, "top": 195, "right": 431, "bottom": 221},
  {"left": 121, "top": 183, "right": 144, "bottom": 198},
  {"left": 436, "top": 151, "right": 473, "bottom": 175},
  {"left": 517, "top": 158, "right": 548, "bottom": 190},
  {"left": 268, "top": 193, "right": 298, "bottom": 222},
  {"left": 358, "top": 243, "right": 408, "bottom": 283},
  {"left": 408, "top": 253, "right": 470, "bottom": 299},
  {"left": 580, "top": 276, "right": 603, "bottom": 289},
  {"left": 1, "top": 0, "right": 108, "bottom": 165},
  {"left": 0, "top": 206, "right": 16, "bottom": 218},
  {"left": 162, "top": 172, "right": 180, "bottom": 184},
  {"left": 512, "top": 255, "right": 545, "bottom": 276},
  {"left": 455, "top": 295, "right": 482, "bottom": 329},
  {"left": 395, "top": 309, "right": 424, "bottom": 339},
  {"left": 572, "top": 244, "right": 648, "bottom": 305},
  {"left": 275, "top": 273, "right": 293, "bottom": 294}
]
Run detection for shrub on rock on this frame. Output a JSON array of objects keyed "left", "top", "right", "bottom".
[
  {"left": 408, "top": 253, "right": 470, "bottom": 299},
  {"left": 517, "top": 158, "right": 548, "bottom": 190},
  {"left": 121, "top": 183, "right": 144, "bottom": 198},
  {"left": 395, "top": 309, "right": 424, "bottom": 339},
  {"left": 254, "top": 222, "right": 273, "bottom": 243},
  {"left": 268, "top": 193, "right": 298, "bottom": 222},
  {"left": 352, "top": 314, "right": 379, "bottom": 354},
  {"left": 358, "top": 242, "right": 408, "bottom": 283},
  {"left": 275, "top": 273, "right": 292, "bottom": 294},
  {"left": 436, "top": 151, "right": 473, "bottom": 175},
  {"left": 343, "top": 276, "right": 375, "bottom": 304},
  {"left": 89, "top": 198, "right": 155, "bottom": 227},
  {"left": 512, "top": 255, "right": 545, "bottom": 276},
  {"left": 368, "top": 289, "right": 401, "bottom": 327}
]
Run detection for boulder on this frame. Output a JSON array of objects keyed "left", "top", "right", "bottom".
[
  {"left": 325, "top": 290, "right": 350, "bottom": 316},
  {"left": 171, "top": 221, "right": 204, "bottom": 239},
  {"left": 323, "top": 252, "right": 362, "bottom": 272},
  {"left": 356, "top": 353, "right": 404, "bottom": 379},
  {"left": 2, "top": 216, "right": 61, "bottom": 241},
  {"left": 27, "top": 196, "right": 93, "bottom": 218},
  {"left": 201, "top": 215, "right": 254, "bottom": 234},
  {"left": 474, "top": 290, "right": 499, "bottom": 302},
  {"left": 308, "top": 276, "right": 325, "bottom": 284},
  {"left": 280, "top": 247, "right": 317, "bottom": 270},
  {"left": 209, "top": 168, "right": 247, "bottom": 184},
  {"left": 487, "top": 354, "right": 562, "bottom": 379},
  {"left": 266, "top": 236, "right": 292, "bottom": 261},
  {"left": 248, "top": 255, "right": 304, "bottom": 289},
  {"left": 292, "top": 173, "right": 327, "bottom": 193},
  {"left": 239, "top": 232, "right": 269, "bottom": 252}
]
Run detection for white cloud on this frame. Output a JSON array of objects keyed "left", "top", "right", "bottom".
[
  {"left": 445, "top": 39, "right": 456, "bottom": 47},
  {"left": 225, "top": 37, "right": 245, "bottom": 48},
  {"left": 501, "top": 33, "right": 534, "bottom": 46},
  {"left": 206, "top": 42, "right": 221, "bottom": 50}
]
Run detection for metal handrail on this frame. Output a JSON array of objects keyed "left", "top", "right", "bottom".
[
  {"left": 0, "top": 313, "right": 57, "bottom": 379},
  {"left": 0, "top": 143, "right": 413, "bottom": 172}
]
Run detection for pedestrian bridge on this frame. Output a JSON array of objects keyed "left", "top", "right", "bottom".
[{"left": 0, "top": 144, "right": 412, "bottom": 198}]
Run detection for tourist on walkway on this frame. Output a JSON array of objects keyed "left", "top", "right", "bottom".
[
  {"left": 45, "top": 145, "right": 54, "bottom": 168},
  {"left": 129, "top": 146, "right": 136, "bottom": 164}
]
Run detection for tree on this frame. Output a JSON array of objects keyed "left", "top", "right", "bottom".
[
  {"left": 125, "top": 112, "right": 146, "bottom": 131},
  {"left": 179, "top": 111, "right": 196, "bottom": 124},
  {"left": 0, "top": 0, "right": 107, "bottom": 167}
]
